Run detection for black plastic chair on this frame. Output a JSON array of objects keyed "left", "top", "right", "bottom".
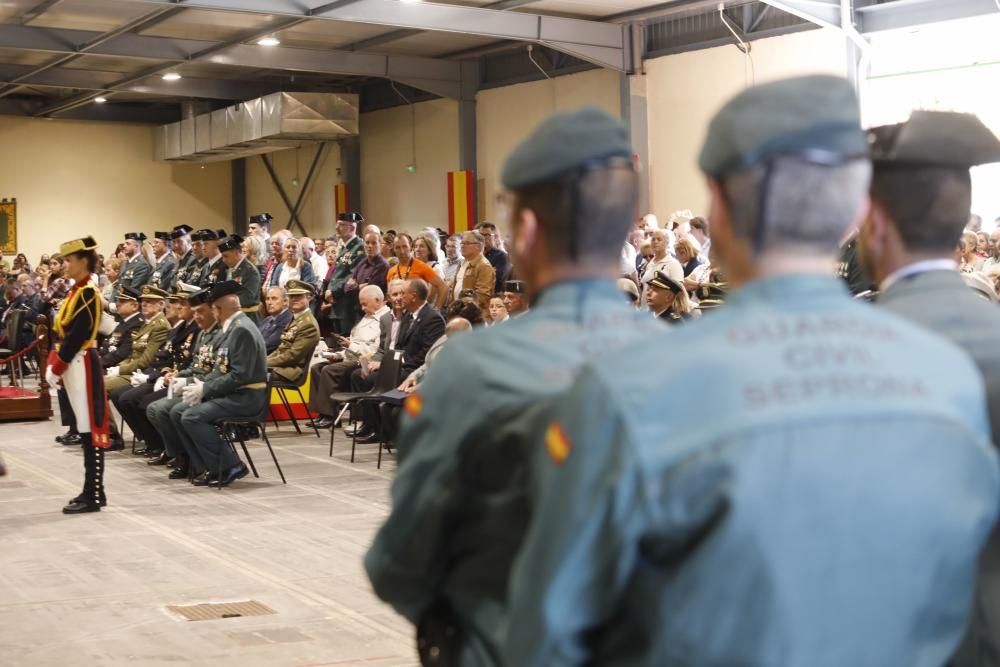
[
  {"left": 270, "top": 341, "right": 320, "bottom": 438},
  {"left": 214, "top": 377, "right": 287, "bottom": 486},
  {"left": 328, "top": 351, "right": 402, "bottom": 468}
]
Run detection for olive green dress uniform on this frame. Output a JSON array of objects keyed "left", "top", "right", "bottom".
[
  {"left": 864, "top": 111, "right": 1000, "bottom": 667},
  {"left": 175, "top": 281, "right": 269, "bottom": 479},
  {"left": 328, "top": 232, "right": 365, "bottom": 336},
  {"left": 502, "top": 78, "right": 1000, "bottom": 667},
  {"left": 105, "top": 287, "right": 171, "bottom": 391},
  {"left": 266, "top": 280, "right": 320, "bottom": 384},
  {"left": 225, "top": 250, "right": 262, "bottom": 325},
  {"left": 365, "top": 109, "right": 666, "bottom": 667}
]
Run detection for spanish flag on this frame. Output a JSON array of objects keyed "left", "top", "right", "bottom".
[
  {"left": 334, "top": 183, "right": 349, "bottom": 217},
  {"left": 447, "top": 170, "right": 475, "bottom": 235},
  {"left": 545, "top": 422, "right": 572, "bottom": 465}
]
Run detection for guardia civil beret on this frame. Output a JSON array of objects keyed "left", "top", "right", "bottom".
[
  {"left": 219, "top": 234, "right": 244, "bottom": 252},
  {"left": 285, "top": 279, "right": 315, "bottom": 296},
  {"left": 699, "top": 75, "right": 868, "bottom": 177},
  {"left": 186, "top": 288, "right": 211, "bottom": 307},
  {"left": 140, "top": 285, "right": 168, "bottom": 300},
  {"left": 503, "top": 280, "right": 527, "bottom": 295},
  {"left": 249, "top": 213, "right": 273, "bottom": 225},
  {"left": 154, "top": 231, "right": 171, "bottom": 241},
  {"left": 868, "top": 110, "right": 1000, "bottom": 169},
  {"left": 209, "top": 280, "right": 241, "bottom": 302},
  {"left": 171, "top": 225, "right": 193, "bottom": 240},
  {"left": 215, "top": 229, "right": 227, "bottom": 240},
  {"left": 124, "top": 232, "right": 147, "bottom": 242},
  {"left": 194, "top": 229, "right": 218, "bottom": 241},
  {"left": 117, "top": 286, "right": 141, "bottom": 302},
  {"left": 502, "top": 107, "right": 633, "bottom": 189}
]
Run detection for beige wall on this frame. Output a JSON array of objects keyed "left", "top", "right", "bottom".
[
  {"left": 476, "top": 67, "right": 622, "bottom": 222},
  {"left": 246, "top": 142, "right": 342, "bottom": 241},
  {"left": 0, "top": 115, "right": 230, "bottom": 265},
  {"left": 645, "top": 28, "right": 849, "bottom": 221},
  {"left": 360, "top": 98, "right": 459, "bottom": 236}
]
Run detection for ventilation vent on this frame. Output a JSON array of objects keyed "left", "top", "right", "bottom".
[{"left": 167, "top": 600, "right": 276, "bottom": 621}]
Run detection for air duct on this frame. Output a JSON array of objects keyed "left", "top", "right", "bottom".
[{"left": 155, "top": 92, "right": 359, "bottom": 163}]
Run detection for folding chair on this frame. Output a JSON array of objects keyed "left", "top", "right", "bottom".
[
  {"left": 214, "top": 377, "right": 286, "bottom": 487},
  {"left": 270, "top": 341, "right": 321, "bottom": 438},
  {"left": 328, "top": 351, "right": 402, "bottom": 468},
  {"left": 0, "top": 310, "right": 25, "bottom": 387}
]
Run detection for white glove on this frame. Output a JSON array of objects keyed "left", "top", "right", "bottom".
[
  {"left": 130, "top": 371, "right": 148, "bottom": 387},
  {"left": 153, "top": 376, "right": 166, "bottom": 392},
  {"left": 168, "top": 377, "right": 187, "bottom": 398},
  {"left": 108, "top": 301, "right": 117, "bottom": 314},
  {"left": 46, "top": 367, "right": 61, "bottom": 388},
  {"left": 98, "top": 311, "right": 117, "bottom": 336},
  {"left": 182, "top": 378, "right": 204, "bottom": 405},
  {"left": 106, "top": 366, "right": 120, "bottom": 378}
]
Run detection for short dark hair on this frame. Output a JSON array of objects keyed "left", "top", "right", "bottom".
[
  {"left": 511, "top": 167, "right": 637, "bottom": 264},
  {"left": 446, "top": 300, "right": 484, "bottom": 325},
  {"left": 870, "top": 166, "right": 971, "bottom": 253},
  {"left": 68, "top": 250, "right": 99, "bottom": 273},
  {"left": 407, "top": 278, "right": 429, "bottom": 302},
  {"left": 690, "top": 217, "right": 709, "bottom": 235},
  {"left": 477, "top": 222, "right": 497, "bottom": 233}
]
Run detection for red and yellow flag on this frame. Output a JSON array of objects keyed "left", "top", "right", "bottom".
[
  {"left": 447, "top": 170, "right": 475, "bottom": 235},
  {"left": 545, "top": 422, "right": 572, "bottom": 465},
  {"left": 334, "top": 183, "right": 349, "bottom": 217}
]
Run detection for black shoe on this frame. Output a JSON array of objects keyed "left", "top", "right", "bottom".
[
  {"left": 134, "top": 447, "right": 154, "bottom": 456},
  {"left": 310, "top": 417, "right": 334, "bottom": 429},
  {"left": 62, "top": 500, "right": 100, "bottom": 514},
  {"left": 354, "top": 432, "right": 379, "bottom": 444},
  {"left": 108, "top": 437, "right": 125, "bottom": 451},
  {"left": 55, "top": 430, "right": 78, "bottom": 444},
  {"left": 168, "top": 467, "right": 189, "bottom": 480},
  {"left": 69, "top": 493, "right": 106, "bottom": 507},
  {"left": 212, "top": 463, "right": 250, "bottom": 488},
  {"left": 147, "top": 453, "right": 172, "bottom": 466},
  {"left": 191, "top": 472, "right": 218, "bottom": 486},
  {"left": 342, "top": 423, "right": 367, "bottom": 436},
  {"left": 61, "top": 433, "right": 83, "bottom": 447},
  {"left": 143, "top": 448, "right": 163, "bottom": 458}
]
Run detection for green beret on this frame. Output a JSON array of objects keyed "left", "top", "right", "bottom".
[
  {"left": 502, "top": 107, "right": 632, "bottom": 190},
  {"left": 698, "top": 75, "right": 868, "bottom": 177}
]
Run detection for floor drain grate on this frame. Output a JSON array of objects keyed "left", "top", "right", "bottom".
[{"left": 167, "top": 600, "right": 276, "bottom": 621}]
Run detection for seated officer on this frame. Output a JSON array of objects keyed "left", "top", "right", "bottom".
[
  {"left": 105, "top": 286, "right": 170, "bottom": 393},
  {"left": 221, "top": 233, "right": 262, "bottom": 325},
  {"left": 145, "top": 288, "right": 220, "bottom": 480},
  {"left": 175, "top": 281, "right": 268, "bottom": 487},
  {"left": 258, "top": 286, "right": 292, "bottom": 354},
  {"left": 194, "top": 229, "right": 226, "bottom": 287},
  {"left": 115, "top": 286, "right": 200, "bottom": 464},
  {"left": 100, "top": 287, "right": 142, "bottom": 369},
  {"left": 364, "top": 108, "right": 664, "bottom": 666},
  {"left": 505, "top": 77, "right": 1000, "bottom": 667},
  {"left": 266, "top": 279, "right": 320, "bottom": 385}
]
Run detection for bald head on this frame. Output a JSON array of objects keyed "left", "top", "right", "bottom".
[
  {"left": 212, "top": 294, "right": 241, "bottom": 322},
  {"left": 445, "top": 317, "right": 472, "bottom": 336}
]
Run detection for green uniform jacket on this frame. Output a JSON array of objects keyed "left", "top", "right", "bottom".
[
  {"left": 266, "top": 309, "right": 320, "bottom": 384},
  {"left": 329, "top": 236, "right": 365, "bottom": 320},
  {"left": 118, "top": 312, "right": 170, "bottom": 376},
  {"left": 118, "top": 254, "right": 152, "bottom": 294},
  {"left": 173, "top": 250, "right": 198, "bottom": 288},
  {"left": 202, "top": 312, "right": 268, "bottom": 401},
  {"left": 150, "top": 253, "right": 178, "bottom": 291},
  {"left": 228, "top": 257, "right": 262, "bottom": 314},
  {"left": 179, "top": 323, "right": 221, "bottom": 378},
  {"left": 196, "top": 255, "right": 227, "bottom": 288}
]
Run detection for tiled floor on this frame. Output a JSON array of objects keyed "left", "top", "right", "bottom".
[{"left": 0, "top": 405, "right": 417, "bottom": 666}]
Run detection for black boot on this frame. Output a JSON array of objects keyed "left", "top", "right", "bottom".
[
  {"left": 55, "top": 428, "right": 78, "bottom": 444},
  {"left": 63, "top": 435, "right": 102, "bottom": 514}
]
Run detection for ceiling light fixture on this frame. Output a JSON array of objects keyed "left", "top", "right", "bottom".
[
  {"left": 162, "top": 72, "right": 182, "bottom": 81},
  {"left": 94, "top": 97, "right": 107, "bottom": 104},
  {"left": 257, "top": 36, "right": 280, "bottom": 46}
]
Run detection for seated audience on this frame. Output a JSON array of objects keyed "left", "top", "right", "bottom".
[
  {"left": 266, "top": 280, "right": 321, "bottom": 386},
  {"left": 258, "top": 286, "right": 293, "bottom": 354}
]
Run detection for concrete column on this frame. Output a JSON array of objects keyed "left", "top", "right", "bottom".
[
  {"left": 340, "top": 136, "right": 361, "bottom": 212},
  {"left": 231, "top": 158, "right": 246, "bottom": 234},
  {"left": 621, "top": 72, "right": 651, "bottom": 215},
  {"left": 459, "top": 61, "right": 481, "bottom": 224}
]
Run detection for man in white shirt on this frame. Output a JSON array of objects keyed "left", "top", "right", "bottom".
[
  {"left": 301, "top": 237, "right": 328, "bottom": 290},
  {"left": 308, "top": 284, "right": 391, "bottom": 428}
]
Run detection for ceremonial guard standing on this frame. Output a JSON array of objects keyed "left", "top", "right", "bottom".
[
  {"left": 326, "top": 212, "right": 366, "bottom": 336},
  {"left": 149, "top": 231, "right": 178, "bottom": 291},
  {"left": 220, "top": 234, "right": 262, "bottom": 324},
  {"left": 46, "top": 236, "right": 112, "bottom": 514}
]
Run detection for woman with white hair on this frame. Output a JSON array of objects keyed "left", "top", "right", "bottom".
[{"left": 639, "top": 229, "right": 683, "bottom": 307}]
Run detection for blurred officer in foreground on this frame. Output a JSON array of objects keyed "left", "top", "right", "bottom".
[
  {"left": 365, "top": 108, "right": 664, "bottom": 666},
  {"left": 506, "top": 76, "right": 1000, "bottom": 667},
  {"left": 857, "top": 110, "right": 1000, "bottom": 667}
]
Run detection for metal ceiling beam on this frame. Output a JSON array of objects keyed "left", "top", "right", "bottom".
[
  {"left": 15, "top": 0, "right": 67, "bottom": 24},
  {"left": 758, "top": 0, "right": 841, "bottom": 29},
  {"left": 0, "top": 97, "right": 180, "bottom": 123},
  {"left": 342, "top": 0, "right": 540, "bottom": 52},
  {"left": 856, "top": 0, "right": 999, "bottom": 33},
  {"left": 603, "top": 0, "right": 742, "bottom": 22},
  {"left": 134, "top": 0, "right": 628, "bottom": 70}
]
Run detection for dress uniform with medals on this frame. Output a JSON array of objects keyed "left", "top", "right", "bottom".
[
  {"left": 174, "top": 281, "right": 268, "bottom": 487},
  {"left": 504, "top": 78, "right": 1000, "bottom": 667},
  {"left": 220, "top": 234, "right": 263, "bottom": 325},
  {"left": 858, "top": 110, "right": 1000, "bottom": 667},
  {"left": 46, "top": 236, "right": 112, "bottom": 514},
  {"left": 327, "top": 212, "right": 366, "bottom": 336},
  {"left": 117, "top": 232, "right": 152, "bottom": 295},
  {"left": 114, "top": 286, "right": 201, "bottom": 462},
  {"left": 104, "top": 285, "right": 170, "bottom": 392},
  {"left": 149, "top": 231, "right": 178, "bottom": 291},
  {"left": 194, "top": 229, "right": 227, "bottom": 287},
  {"left": 171, "top": 225, "right": 197, "bottom": 288},
  {"left": 266, "top": 279, "right": 320, "bottom": 384},
  {"left": 145, "top": 288, "right": 222, "bottom": 480},
  {"left": 100, "top": 287, "right": 143, "bottom": 368},
  {"left": 365, "top": 109, "right": 666, "bottom": 667}
]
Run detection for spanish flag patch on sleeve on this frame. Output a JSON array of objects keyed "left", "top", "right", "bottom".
[
  {"left": 545, "top": 422, "right": 572, "bottom": 465},
  {"left": 404, "top": 393, "right": 423, "bottom": 418}
]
